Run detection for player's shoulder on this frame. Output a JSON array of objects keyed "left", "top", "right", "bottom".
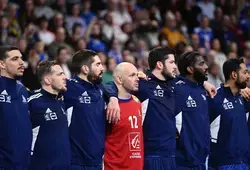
[
  {"left": 67, "top": 78, "right": 79, "bottom": 86},
  {"left": 132, "top": 95, "right": 140, "bottom": 103},
  {"left": 28, "top": 92, "right": 43, "bottom": 103}
]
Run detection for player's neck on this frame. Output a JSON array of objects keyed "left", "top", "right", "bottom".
[
  {"left": 185, "top": 75, "right": 198, "bottom": 83},
  {"left": 42, "top": 85, "right": 59, "bottom": 95},
  {"left": 0, "top": 71, "right": 15, "bottom": 79},
  {"left": 224, "top": 80, "right": 239, "bottom": 96},
  {"left": 152, "top": 70, "right": 166, "bottom": 81},
  {"left": 77, "top": 73, "right": 92, "bottom": 84},
  {"left": 117, "top": 86, "right": 132, "bottom": 100}
]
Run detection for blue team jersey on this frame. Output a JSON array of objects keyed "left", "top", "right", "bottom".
[
  {"left": 64, "top": 76, "right": 105, "bottom": 166},
  {"left": 174, "top": 77, "right": 210, "bottom": 167},
  {"left": 0, "top": 76, "right": 32, "bottom": 169},
  {"left": 28, "top": 89, "right": 70, "bottom": 170},
  {"left": 244, "top": 100, "right": 250, "bottom": 164},
  {"left": 208, "top": 85, "right": 249, "bottom": 167}
]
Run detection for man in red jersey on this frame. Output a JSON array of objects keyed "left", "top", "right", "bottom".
[{"left": 104, "top": 62, "right": 143, "bottom": 170}]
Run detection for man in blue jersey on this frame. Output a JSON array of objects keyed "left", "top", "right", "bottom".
[
  {"left": 28, "top": 61, "right": 70, "bottom": 170},
  {"left": 0, "top": 45, "right": 32, "bottom": 170},
  {"left": 175, "top": 51, "right": 210, "bottom": 170},
  {"left": 208, "top": 58, "right": 249, "bottom": 170},
  {"left": 63, "top": 49, "right": 119, "bottom": 170},
  {"left": 103, "top": 46, "right": 216, "bottom": 170}
]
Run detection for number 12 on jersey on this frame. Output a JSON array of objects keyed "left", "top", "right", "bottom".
[{"left": 129, "top": 116, "right": 138, "bottom": 129}]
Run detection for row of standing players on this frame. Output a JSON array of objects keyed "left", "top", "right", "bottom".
[{"left": 0, "top": 45, "right": 249, "bottom": 170}]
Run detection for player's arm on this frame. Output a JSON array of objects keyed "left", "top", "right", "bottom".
[
  {"left": 101, "top": 82, "right": 120, "bottom": 124},
  {"left": 203, "top": 81, "right": 217, "bottom": 98}
]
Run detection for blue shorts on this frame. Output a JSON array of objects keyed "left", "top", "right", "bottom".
[
  {"left": 176, "top": 164, "right": 206, "bottom": 170},
  {"left": 71, "top": 164, "right": 102, "bottom": 170},
  {"left": 217, "top": 163, "right": 248, "bottom": 170},
  {"left": 143, "top": 156, "right": 176, "bottom": 170}
]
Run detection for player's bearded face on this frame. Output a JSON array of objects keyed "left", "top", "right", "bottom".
[
  {"left": 192, "top": 56, "right": 208, "bottom": 83},
  {"left": 87, "top": 68, "right": 103, "bottom": 84},
  {"left": 162, "top": 64, "right": 176, "bottom": 80},
  {"left": 236, "top": 73, "right": 248, "bottom": 89},
  {"left": 161, "top": 55, "right": 177, "bottom": 80},
  {"left": 193, "top": 67, "right": 208, "bottom": 83}
]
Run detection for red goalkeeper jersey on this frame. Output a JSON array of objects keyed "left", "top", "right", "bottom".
[{"left": 104, "top": 96, "right": 143, "bottom": 170}]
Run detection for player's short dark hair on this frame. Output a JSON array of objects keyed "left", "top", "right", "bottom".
[
  {"left": 178, "top": 51, "right": 202, "bottom": 76},
  {"left": 0, "top": 45, "right": 19, "bottom": 61},
  {"left": 148, "top": 46, "right": 175, "bottom": 70},
  {"left": 223, "top": 58, "right": 245, "bottom": 82},
  {"left": 71, "top": 49, "right": 97, "bottom": 74},
  {"left": 37, "top": 60, "right": 57, "bottom": 84}
]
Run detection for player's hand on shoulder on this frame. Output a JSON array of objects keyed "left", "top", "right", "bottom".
[
  {"left": 138, "top": 71, "right": 150, "bottom": 80},
  {"left": 240, "top": 87, "right": 250, "bottom": 101},
  {"left": 106, "top": 97, "right": 120, "bottom": 124},
  {"left": 204, "top": 81, "right": 217, "bottom": 98}
]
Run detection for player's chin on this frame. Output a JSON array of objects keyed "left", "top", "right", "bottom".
[
  {"left": 61, "top": 86, "right": 67, "bottom": 92},
  {"left": 17, "top": 72, "right": 24, "bottom": 77}
]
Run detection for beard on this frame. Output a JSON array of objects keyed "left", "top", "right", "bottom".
[
  {"left": 193, "top": 68, "right": 208, "bottom": 83},
  {"left": 87, "top": 71, "right": 103, "bottom": 84},
  {"left": 162, "top": 65, "right": 175, "bottom": 80},
  {"left": 236, "top": 77, "right": 247, "bottom": 89}
]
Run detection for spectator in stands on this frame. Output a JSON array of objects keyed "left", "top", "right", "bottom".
[
  {"left": 190, "top": 33, "right": 201, "bottom": 51},
  {"left": 66, "top": 4, "right": 86, "bottom": 36},
  {"left": 17, "top": 36, "right": 28, "bottom": 61},
  {"left": 19, "top": 0, "right": 36, "bottom": 31},
  {"left": 75, "top": 38, "right": 87, "bottom": 51},
  {"left": 87, "top": 23, "right": 107, "bottom": 53},
  {"left": 51, "top": 0, "right": 67, "bottom": 15},
  {"left": 48, "top": 27, "right": 73, "bottom": 59},
  {"left": 37, "top": 16, "right": 55, "bottom": 46},
  {"left": 214, "top": 15, "right": 238, "bottom": 52},
  {"left": 34, "top": 0, "right": 54, "bottom": 20},
  {"left": 102, "top": 57, "right": 117, "bottom": 84},
  {"left": 56, "top": 46, "right": 71, "bottom": 78},
  {"left": 161, "top": 11, "right": 187, "bottom": 48},
  {"left": 22, "top": 49, "right": 41, "bottom": 90},
  {"left": 7, "top": 3, "right": 21, "bottom": 39},
  {"left": 66, "top": 23, "right": 84, "bottom": 47},
  {"left": 194, "top": 15, "right": 213, "bottom": 51},
  {"left": 49, "top": 12, "right": 65, "bottom": 33},
  {"left": 34, "top": 40, "right": 49, "bottom": 61},
  {"left": 108, "top": 39, "right": 123, "bottom": 64},
  {"left": 212, "top": 39, "right": 227, "bottom": 80},
  {"left": 197, "top": 0, "right": 215, "bottom": 19},
  {"left": 113, "top": 0, "right": 132, "bottom": 26},
  {"left": 80, "top": 0, "right": 95, "bottom": 25},
  {"left": 207, "top": 62, "right": 223, "bottom": 88}
]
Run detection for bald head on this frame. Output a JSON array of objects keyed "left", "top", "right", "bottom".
[{"left": 113, "top": 62, "right": 139, "bottom": 94}]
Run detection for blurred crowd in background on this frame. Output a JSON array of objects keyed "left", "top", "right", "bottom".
[{"left": 1, "top": 0, "right": 250, "bottom": 90}]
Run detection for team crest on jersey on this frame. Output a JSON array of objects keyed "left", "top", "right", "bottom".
[
  {"left": 186, "top": 96, "right": 197, "bottom": 107},
  {"left": 79, "top": 91, "right": 91, "bottom": 104},
  {"left": 154, "top": 85, "right": 164, "bottom": 97},
  {"left": 222, "top": 98, "right": 234, "bottom": 110},
  {"left": 0, "top": 90, "right": 11, "bottom": 103}
]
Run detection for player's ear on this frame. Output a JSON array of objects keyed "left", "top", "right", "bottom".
[
  {"left": 81, "top": 65, "right": 89, "bottom": 75},
  {"left": 0, "top": 60, "right": 6, "bottom": 70},
  {"left": 187, "top": 66, "right": 193, "bottom": 74},
  {"left": 231, "top": 71, "right": 237, "bottom": 80},
  {"left": 156, "top": 61, "right": 163, "bottom": 70},
  {"left": 115, "top": 75, "right": 123, "bottom": 85},
  {"left": 44, "top": 75, "right": 51, "bottom": 85}
]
